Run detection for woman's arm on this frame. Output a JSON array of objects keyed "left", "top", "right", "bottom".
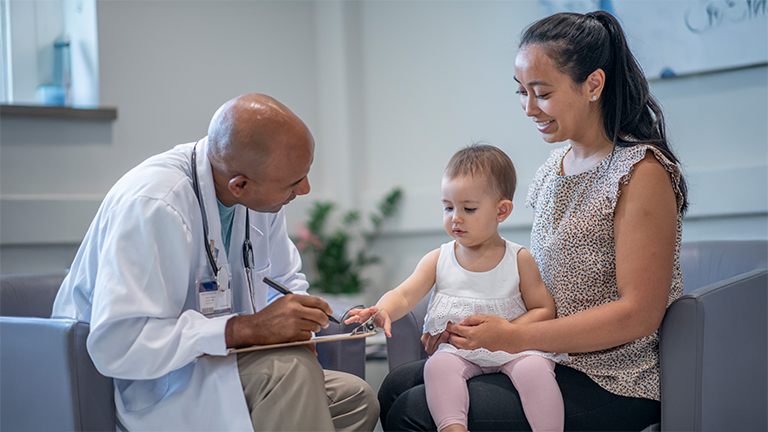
[{"left": 449, "top": 154, "right": 677, "bottom": 354}]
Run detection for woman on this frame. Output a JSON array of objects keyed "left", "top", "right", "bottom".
[{"left": 379, "top": 11, "right": 688, "bottom": 431}]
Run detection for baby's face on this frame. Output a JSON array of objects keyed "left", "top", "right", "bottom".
[{"left": 441, "top": 174, "right": 502, "bottom": 249}]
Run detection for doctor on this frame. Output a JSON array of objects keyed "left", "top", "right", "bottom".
[{"left": 52, "top": 94, "right": 379, "bottom": 431}]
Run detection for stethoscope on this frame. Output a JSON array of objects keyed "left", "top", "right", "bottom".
[{"left": 191, "top": 142, "right": 257, "bottom": 313}]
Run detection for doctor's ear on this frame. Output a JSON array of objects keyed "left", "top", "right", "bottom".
[
  {"left": 497, "top": 199, "right": 513, "bottom": 223},
  {"left": 228, "top": 175, "right": 249, "bottom": 198}
]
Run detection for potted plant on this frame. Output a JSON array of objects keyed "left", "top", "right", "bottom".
[{"left": 296, "top": 187, "right": 403, "bottom": 297}]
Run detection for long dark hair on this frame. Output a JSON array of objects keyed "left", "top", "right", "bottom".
[{"left": 520, "top": 11, "right": 688, "bottom": 213}]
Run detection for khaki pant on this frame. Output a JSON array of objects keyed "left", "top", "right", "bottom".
[{"left": 238, "top": 346, "right": 379, "bottom": 432}]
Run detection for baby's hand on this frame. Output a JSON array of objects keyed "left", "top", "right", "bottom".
[
  {"left": 373, "top": 310, "right": 393, "bottom": 338},
  {"left": 344, "top": 306, "right": 380, "bottom": 324},
  {"left": 345, "top": 307, "right": 393, "bottom": 338}
]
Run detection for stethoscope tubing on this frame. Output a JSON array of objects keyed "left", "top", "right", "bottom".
[
  {"left": 191, "top": 141, "right": 257, "bottom": 313},
  {"left": 191, "top": 142, "right": 219, "bottom": 276}
]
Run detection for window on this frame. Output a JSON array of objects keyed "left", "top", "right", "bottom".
[{"left": 1, "top": 0, "right": 99, "bottom": 107}]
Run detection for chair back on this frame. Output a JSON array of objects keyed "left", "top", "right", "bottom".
[
  {"left": 678, "top": 240, "right": 767, "bottom": 294},
  {"left": 0, "top": 271, "right": 66, "bottom": 317}
]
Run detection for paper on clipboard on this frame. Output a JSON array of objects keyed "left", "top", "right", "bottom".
[{"left": 227, "top": 330, "right": 377, "bottom": 354}]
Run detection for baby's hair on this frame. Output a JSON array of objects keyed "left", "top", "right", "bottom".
[{"left": 444, "top": 143, "right": 517, "bottom": 201}]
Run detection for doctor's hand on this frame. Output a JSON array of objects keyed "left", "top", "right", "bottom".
[{"left": 225, "top": 295, "right": 333, "bottom": 348}]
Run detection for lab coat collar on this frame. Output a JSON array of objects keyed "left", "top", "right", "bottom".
[
  {"left": 194, "top": 137, "right": 229, "bottom": 269},
  {"left": 195, "top": 137, "right": 266, "bottom": 265}
]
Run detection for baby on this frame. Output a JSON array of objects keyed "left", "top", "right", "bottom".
[{"left": 347, "top": 144, "right": 565, "bottom": 432}]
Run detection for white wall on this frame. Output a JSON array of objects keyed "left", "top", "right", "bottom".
[
  {"left": 2, "top": 1, "right": 766, "bottom": 301},
  {"left": 1, "top": 0, "right": 321, "bottom": 272},
  {"left": 320, "top": 1, "right": 768, "bottom": 304}
]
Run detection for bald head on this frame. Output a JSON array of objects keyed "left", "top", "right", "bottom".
[
  {"left": 207, "top": 93, "right": 311, "bottom": 175},
  {"left": 206, "top": 94, "right": 315, "bottom": 211}
]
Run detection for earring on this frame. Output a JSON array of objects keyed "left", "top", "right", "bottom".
[{"left": 591, "top": 95, "right": 598, "bottom": 101}]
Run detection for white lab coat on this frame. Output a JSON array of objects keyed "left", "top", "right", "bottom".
[{"left": 52, "top": 137, "right": 309, "bottom": 431}]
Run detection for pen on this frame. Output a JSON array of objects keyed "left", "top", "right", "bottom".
[{"left": 263, "top": 276, "right": 340, "bottom": 324}]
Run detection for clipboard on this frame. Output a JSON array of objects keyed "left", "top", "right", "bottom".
[
  {"left": 220, "top": 310, "right": 381, "bottom": 356},
  {"left": 227, "top": 330, "right": 377, "bottom": 354}
]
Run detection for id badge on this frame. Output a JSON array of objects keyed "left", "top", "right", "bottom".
[{"left": 196, "top": 264, "right": 233, "bottom": 317}]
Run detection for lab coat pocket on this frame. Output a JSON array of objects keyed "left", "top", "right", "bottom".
[
  {"left": 247, "top": 261, "right": 271, "bottom": 311},
  {"left": 252, "top": 260, "right": 271, "bottom": 275},
  {"left": 115, "top": 363, "right": 195, "bottom": 412}
]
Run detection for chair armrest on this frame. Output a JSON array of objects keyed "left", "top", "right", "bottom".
[
  {"left": 0, "top": 317, "right": 115, "bottom": 431},
  {"left": 659, "top": 269, "right": 767, "bottom": 432},
  {"left": 315, "top": 298, "right": 367, "bottom": 379},
  {"left": 386, "top": 294, "right": 431, "bottom": 371}
]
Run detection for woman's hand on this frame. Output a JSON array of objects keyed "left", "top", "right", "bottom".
[
  {"left": 421, "top": 330, "right": 450, "bottom": 355},
  {"left": 447, "top": 315, "right": 518, "bottom": 353}
]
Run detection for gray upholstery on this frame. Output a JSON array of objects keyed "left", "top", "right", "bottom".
[
  {"left": 0, "top": 271, "right": 366, "bottom": 431},
  {"left": 1, "top": 317, "right": 116, "bottom": 431},
  {"left": 660, "top": 240, "right": 767, "bottom": 432},
  {"left": 388, "top": 291, "right": 430, "bottom": 371},
  {"left": 0, "top": 272, "right": 114, "bottom": 431},
  {"left": 678, "top": 240, "right": 767, "bottom": 294},
  {"left": 317, "top": 297, "right": 368, "bottom": 379},
  {"left": 0, "top": 272, "right": 64, "bottom": 318},
  {"left": 385, "top": 240, "right": 768, "bottom": 432}
]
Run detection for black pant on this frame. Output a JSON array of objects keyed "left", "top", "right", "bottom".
[{"left": 378, "top": 360, "right": 660, "bottom": 432}]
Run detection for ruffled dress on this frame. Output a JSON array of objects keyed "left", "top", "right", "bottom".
[{"left": 423, "top": 240, "right": 567, "bottom": 367}]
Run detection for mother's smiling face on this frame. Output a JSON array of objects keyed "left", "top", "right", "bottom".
[{"left": 514, "top": 44, "right": 605, "bottom": 147}]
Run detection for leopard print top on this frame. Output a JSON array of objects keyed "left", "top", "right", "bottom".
[{"left": 526, "top": 144, "right": 684, "bottom": 400}]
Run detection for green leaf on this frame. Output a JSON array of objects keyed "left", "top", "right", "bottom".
[{"left": 302, "top": 186, "right": 402, "bottom": 294}]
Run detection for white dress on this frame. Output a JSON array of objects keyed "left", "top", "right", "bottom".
[{"left": 423, "top": 240, "right": 567, "bottom": 367}]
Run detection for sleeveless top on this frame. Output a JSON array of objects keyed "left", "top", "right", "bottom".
[
  {"left": 423, "top": 240, "right": 568, "bottom": 367},
  {"left": 526, "top": 144, "right": 684, "bottom": 400}
]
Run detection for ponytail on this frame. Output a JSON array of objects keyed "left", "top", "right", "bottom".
[{"left": 520, "top": 11, "right": 688, "bottom": 213}]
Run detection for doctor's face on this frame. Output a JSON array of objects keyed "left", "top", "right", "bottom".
[{"left": 240, "top": 136, "right": 314, "bottom": 213}]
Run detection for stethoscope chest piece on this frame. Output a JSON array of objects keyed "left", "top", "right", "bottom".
[{"left": 243, "top": 237, "right": 254, "bottom": 271}]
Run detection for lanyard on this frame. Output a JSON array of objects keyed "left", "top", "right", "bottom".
[{"left": 191, "top": 142, "right": 257, "bottom": 312}]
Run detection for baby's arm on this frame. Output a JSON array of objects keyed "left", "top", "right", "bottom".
[
  {"left": 346, "top": 248, "right": 440, "bottom": 337},
  {"left": 514, "top": 248, "right": 557, "bottom": 325}
]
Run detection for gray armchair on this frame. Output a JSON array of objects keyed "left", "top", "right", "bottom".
[
  {"left": 0, "top": 272, "right": 366, "bottom": 431},
  {"left": 659, "top": 241, "right": 767, "bottom": 432},
  {"left": 385, "top": 240, "right": 768, "bottom": 432}
]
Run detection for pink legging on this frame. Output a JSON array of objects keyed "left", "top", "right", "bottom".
[{"left": 424, "top": 351, "right": 564, "bottom": 432}]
